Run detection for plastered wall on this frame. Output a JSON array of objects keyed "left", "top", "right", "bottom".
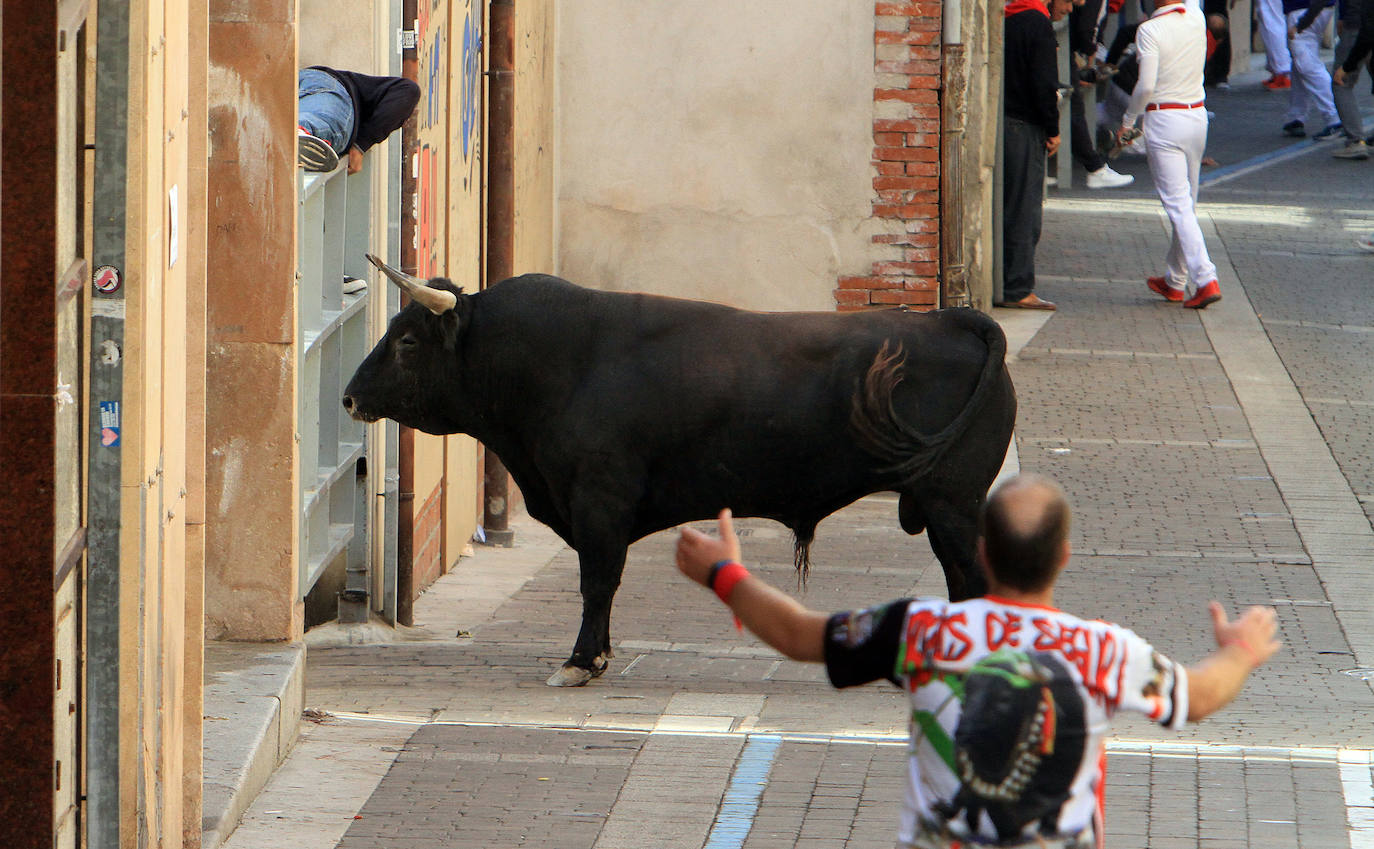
[{"left": 555, "top": 0, "right": 883, "bottom": 311}]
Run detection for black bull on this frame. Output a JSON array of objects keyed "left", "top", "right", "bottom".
[{"left": 343, "top": 256, "right": 1016, "bottom": 686}]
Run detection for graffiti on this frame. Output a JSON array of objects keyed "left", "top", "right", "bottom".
[
  {"left": 419, "top": 25, "right": 446, "bottom": 131},
  {"left": 411, "top": 0, "right": 482, "bottom": 271},
  {"left": 460, "top": 2, "right": 482, "bottom": 163},
  {"left": 418, "top": 144, "right": 438, "bottom": 277},
  {"left": 415, "top": 2, "right": 446, "bottom": 277}
]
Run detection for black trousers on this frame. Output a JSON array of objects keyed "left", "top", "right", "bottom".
[
  {"left": 1071, "top": 88, "right": 1107, "bottom": 173},
  {"left": 1003, "top": 117, "right": 1047, "bottom": 302}
]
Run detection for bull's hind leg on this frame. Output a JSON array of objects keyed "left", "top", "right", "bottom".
[
  {"left": 547, "top": 531, "right": 629, "bottom": 687},
  {"left": 908, "top": 491, "right": 986, "bottom": 601}
]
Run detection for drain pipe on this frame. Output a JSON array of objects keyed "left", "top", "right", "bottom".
[
  {"left": 396, "top": 0, "right": 419, "bottom": 624},
  {"left": 940, "top": 0, "right": 971, "bottom": 307},
  {"left": 482, "top": 0, "right": 516, "bottom": 547},
  {"left": 88, "top": 1, "right": 131, "bottom": 844}
]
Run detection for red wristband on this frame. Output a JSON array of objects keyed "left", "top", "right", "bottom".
[
  {"left": 710, "top": 561, "right": 750, "bottom": 603},
  {"left": 1227, "top": 637, "right": 1263, "bottom": 668}
]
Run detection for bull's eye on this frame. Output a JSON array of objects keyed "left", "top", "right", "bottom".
[{"left": 397, "top": 333, "right": 419, "bottom": 351}]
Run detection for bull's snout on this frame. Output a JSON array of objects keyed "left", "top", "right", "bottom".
[{"left": 341, "top": 393, "right": 382, "bottom": 423}]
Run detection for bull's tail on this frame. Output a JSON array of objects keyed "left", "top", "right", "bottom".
[{"left": 847, "top": 308, "right": 1009, "bottom": 486}]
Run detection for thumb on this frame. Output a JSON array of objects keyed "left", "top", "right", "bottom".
[{"left": 1208, "top": 601, "right": 1228, "bottom": 633}]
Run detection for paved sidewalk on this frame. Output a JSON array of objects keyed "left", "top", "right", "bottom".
[{"left": 221, "top": 70, "right": 1374, "bottom": 849}]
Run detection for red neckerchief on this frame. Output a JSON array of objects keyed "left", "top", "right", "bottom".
[
  {"left": 1004, "top": 0, "right": 1050, "bottom": 17},
  {"left": 1151, "top": 3, "right": 1186, "bottom": 16}
]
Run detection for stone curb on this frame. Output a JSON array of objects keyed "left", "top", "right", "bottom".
[{"left": 201, "top": 641, "right": 305, "bottom": 849}]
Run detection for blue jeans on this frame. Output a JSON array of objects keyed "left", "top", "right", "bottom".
[{"left": 298, "top": 69, "right": 355, "bottom": 152}]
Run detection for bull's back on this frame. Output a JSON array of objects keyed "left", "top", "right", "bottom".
[{"left": 476, "top": 281, "right": 1007, "bottom": 534}]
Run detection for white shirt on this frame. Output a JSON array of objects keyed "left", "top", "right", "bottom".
[
  {"left": 824, "top": 596, "right": 1189, "bottom": 845},
  {"left": 1122, "top": 3, "right": 1208, "bottom": 127}
]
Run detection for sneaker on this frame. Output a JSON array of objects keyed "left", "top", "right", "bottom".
[
  {"left": 1086, "top": 164, "right": 1134, "bottom": 188},
  {"left": 1046, "top": 175, "right": 1059, "bottom": 188},
  {"left": 1184, "top": 280, "right": 1222, "bottom": 309},
  {"left": 1313, "top": 122, "right": 1344, "bottom": 140},
  {"left": 298, "top": 128, "right": 339, "bottom": 172},
  {"left": 1263, "top": 73, "right": 1292, "bottom": 90},
  {"left": 1333, "top": 139, "right": 1370, "bottom": 160},
  {"left": 1357, "top": 233, "right": 1374, "bottom": 253},
  {"left": 1213, "top": 81, "right": 1232, "bottom": 91},
  {"left": 1282, "top": 120, "right": 1307, "bottom": 138},
  {"left": 1147, "top": 276, "right": 1185, "bottom": 302},
  {"left": 343, "top": 276, "right": 367, "bottom": 294}
]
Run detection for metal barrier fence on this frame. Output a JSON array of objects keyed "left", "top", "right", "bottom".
[{"left": 296, "top": 160, "right": 373, "bottom": 611}]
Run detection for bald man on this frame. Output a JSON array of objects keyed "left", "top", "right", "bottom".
[{"left": 676, "top": 474, "right": 1280, "bottom": 849}]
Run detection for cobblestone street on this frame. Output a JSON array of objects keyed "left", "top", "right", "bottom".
[{"left": 220, "top": 65, "right": 1374, "bottom": 849}]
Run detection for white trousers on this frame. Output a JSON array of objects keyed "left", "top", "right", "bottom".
[
  {"left": 1257, "top": 0, "right": 1292, "bottom": 74},
  {"left": 1285, "top": 8, "right": 1338, "bottom": 126},
  {"left": 1144, "top": 108, "right": 1217, "bottom": 294}
]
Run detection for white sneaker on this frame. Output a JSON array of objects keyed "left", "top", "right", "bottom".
[
  {"left": 298, "top": 128, "right": 339, "bottom": 172},
  {"left": 343, "top": 276, "right": 367, "bottom": 294},
  {"left": 1332, "top": 139, "right": 1370, "bottom": 160},
  {"left": 1086, "top": 164, "right": 1134, "bottom": 188},
  {"left": 1357, "top": 233, "right": 1374, "bottom": 253}
]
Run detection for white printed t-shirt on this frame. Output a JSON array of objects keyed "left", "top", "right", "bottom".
[{"left": 823, "top": 596, "right": 1189, "bottom": 846}]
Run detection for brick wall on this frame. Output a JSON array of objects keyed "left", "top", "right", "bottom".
[
  {"left": 413, "top": 484, "right": 445, "bottom": 596},
  {"left": 837, "top": 2, "right": 944, "bottom": 312}
]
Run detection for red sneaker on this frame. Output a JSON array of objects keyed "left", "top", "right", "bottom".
[
  {"left": 1262, "top": 73, "right": 1291, "bottom": 90},
  {"left": 1147, "top": 276, "right": 1185, "bottom": 302},
  {"left": 1184, "top": 280, "right": 1222, "bottom": 309}
]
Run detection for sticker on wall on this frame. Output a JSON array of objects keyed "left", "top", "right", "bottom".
[
  {"left": 169, "top": 185, "right": 180, "bottom": 268},
  {"left": 99, "top": 401, "right": 121, "bottom": 447},
  {"left": 93, "top": 265, "right": 121, "bottom": 294}
]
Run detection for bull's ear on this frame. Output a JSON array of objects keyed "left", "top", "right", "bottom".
[{"left": 366, "top": 253, "right": 458, "bottom": 315}]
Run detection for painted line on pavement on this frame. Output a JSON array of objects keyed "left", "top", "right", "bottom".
[
  {"left": 1340, "top": 748, "right": 1374, "bottom": 849},
  {"left": 703, "top": 735, "right": 782, "bottom": 849},
  {"left": 328, "top": 710, "right": 1368, "bottom": 760},
  {"left": 1200, "top": 137, "right": 1333, "bottom": 188},
  {"left": 1201, "top": 109, "right": 1374, "bottom": 189},
  {"left": 329, "top": 709, "right": 1374, "bottom": 843}
]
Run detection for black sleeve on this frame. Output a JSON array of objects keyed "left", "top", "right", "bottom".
[
  {"left": 353, "top": 77, "right": 421, "bottom": 151},
  {"left": 1296, "top": 0, "right": 1332, "bottom": 32},
  {"left": 823, "top": 599, "right": 912, "bottom": 689},
  {"left": 1031, "top": 16, "right": 1063, "bottom": 138},
  {"left": 1344, "top": 2, "right": 1374, "bottom": 71},
  {"left": 1070, "top": 0, "right": 1106, "bottom": 55},
  {"left": 1105, "top": 23, "right": 1139, "bottom": 65}
]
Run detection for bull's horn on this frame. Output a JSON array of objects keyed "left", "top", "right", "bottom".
[{"left": 365, "top": 253, "right": 457, "bottom": 314}]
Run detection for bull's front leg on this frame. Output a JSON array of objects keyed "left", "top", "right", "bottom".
[{"left": 546, "top": 535, "right": 629, "bottom": 688}]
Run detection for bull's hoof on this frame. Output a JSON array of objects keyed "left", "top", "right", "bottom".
[{"left": 545, "top": 656, "right": 609, "bottom": 688}]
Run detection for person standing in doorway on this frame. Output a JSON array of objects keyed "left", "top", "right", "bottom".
[
  {"left": 1120, "top": 0, "right": 1223, "bottom": 308},
  {"left": 998, "top": 0, "right": 1074, "bottom": 311}
]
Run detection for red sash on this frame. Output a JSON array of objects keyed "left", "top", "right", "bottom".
[{"left": 1004, "top": 0, "right": 1050, "bottom": 17}]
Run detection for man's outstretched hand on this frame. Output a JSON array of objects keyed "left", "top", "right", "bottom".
[
  {"left": 676, "top": 509, "right": 742, "bottom": 587},
  {"left": 1209, "top": 601, "right": 1282, "bottom": 668}
]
